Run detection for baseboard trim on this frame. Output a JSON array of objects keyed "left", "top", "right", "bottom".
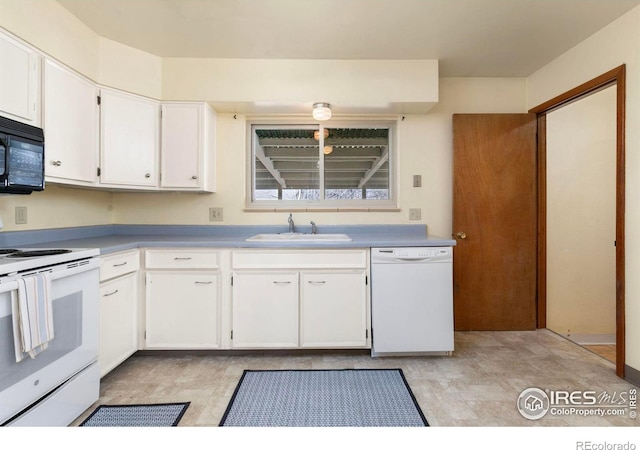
[
  {"left": 564, "top": 333, "right": 616, "bottom": 345},
  {"left": 624, "top": 364, "right": 640, "bottom": 388}
]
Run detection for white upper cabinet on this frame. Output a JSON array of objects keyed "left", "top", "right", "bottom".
[
  {"left": 160, "top": 102, "right": 216, "bottom": 192},
  {"left": 43, "top": 59, "right": 98, "bottom": 186},
  {"left": 0, "top": 31, "right": 41, "bottom": 126},
  {"left": 98, "top": 88, "right": 159, "bottom": 188}
]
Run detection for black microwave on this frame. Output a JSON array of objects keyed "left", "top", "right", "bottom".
[{"left": 0, "top": 115, "right": 45, "bottom": 194}]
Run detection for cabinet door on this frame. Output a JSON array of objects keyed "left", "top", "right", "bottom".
[
  {"left": 43, "top": 59, "right": 98, "bottom": 185},
  {"left": 0, "top": 32, "right": 40, "bottom": 126},
  {"left": 99, "top": 272, "right": 138, "bottom": 377},
  {"left": 300, "top": 271, "right": 368, "bottom": 348},
  {"left": 232, "top": 271, "right": 298, "bottom": 348},
  {"left": 99, "top": 88, "right": 159, "bottom": 187},
  {"left": 146, "top": 271, "right": 220, "bottom": 348},
  {"left": 161, "top": 103, "right": 202, "bottom": 189}
]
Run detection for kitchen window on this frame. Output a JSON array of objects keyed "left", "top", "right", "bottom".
[{"left": 247, "top": 122, "right": 396, "bottom": 209}]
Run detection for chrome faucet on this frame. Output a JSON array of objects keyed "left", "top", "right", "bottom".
[
  {"left": 310, "top": 221, "right": 317, "bottom": 234},
  {"left": 288, "top": 214, "right": 295, "bottom": 233}
]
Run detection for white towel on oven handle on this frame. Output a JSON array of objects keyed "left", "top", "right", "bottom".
[{"left": 11, "top": 273, "right": 55, "bottom": 362}]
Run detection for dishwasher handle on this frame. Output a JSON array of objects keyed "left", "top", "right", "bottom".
[
  {"left": 394, "top": 256, "right": 435, "bottom": 262},
  {"left": 372, "top": 247, "right": 452, "bottom": 263}
]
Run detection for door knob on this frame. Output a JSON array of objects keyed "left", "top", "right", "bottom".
[{"left": 456, "top": 232, "right": 467, "bottom": 240}]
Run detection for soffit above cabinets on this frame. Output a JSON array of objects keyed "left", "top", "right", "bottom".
[
  {"left": 206, "top": 101, "right": 438, "bottom": 116},
  {"left": 161, "top": 59, "right": 439, "bottom": 115}
]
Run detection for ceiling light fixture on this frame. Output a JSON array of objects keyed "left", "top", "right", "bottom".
[
  {"left": 312, "top": 103, "right": 332, "bottom": 121},
  {"left": 313, "top": 129, "right": 330, "bottom": 140}
]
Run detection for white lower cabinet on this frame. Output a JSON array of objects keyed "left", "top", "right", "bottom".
[
  {"left": 144, "top": 249, "right": 221, "bottom": 349},
  {"left": 300, "top": 271, "right": 368, "bottom": 348},
  {"left": 231, "top": 249, "right": 370, "bottom": 350},
  {"left": 99, "top": 273, "right": 138, "bottom": 376},
  {"left": 231, "top": 271, "right": 299, "bottom": 348},
  {"left": 99, "top": 250, "right": 140, "bottom": 377},
  {"left": 146, "top": 272, "right": 220, "bottom": 348}
]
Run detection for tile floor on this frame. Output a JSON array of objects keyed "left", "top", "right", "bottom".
[{"left": 74, "top": 329, "right": 638, "bottom": 427}]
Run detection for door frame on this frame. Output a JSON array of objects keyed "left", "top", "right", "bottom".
[{"left": 529, "top": 65, "right": 626, "bottom": 378}]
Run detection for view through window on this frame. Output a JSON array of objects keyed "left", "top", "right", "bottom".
[{"left": 250, "top": 123, "right": 394, "bottom": 207}]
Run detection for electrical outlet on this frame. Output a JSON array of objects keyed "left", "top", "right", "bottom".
[
  {"left": 15, "top": 206, "right": 27, "bottom": 225},
  {"left": 209, "top": 207, "right": 223, "bottom": 222},
  {"left": 413, "top": 174, "right": 422, "bottom": 187},
  {"left": 409, "top": 208, "right": 421, "bottom": 220}
]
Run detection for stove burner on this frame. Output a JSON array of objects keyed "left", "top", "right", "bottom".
[
  {"left": 6, "top": 249, "right": 73, "bottom": 258},
  {"left": 0, "top": 249, "right": 19, "bottom": 255}
]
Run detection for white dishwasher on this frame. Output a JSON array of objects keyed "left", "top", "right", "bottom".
[{"left": 370, "top": 247, "right": 454, "bottom": 356}]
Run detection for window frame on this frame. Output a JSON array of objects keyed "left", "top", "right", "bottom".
[{"left": 245, "top": 119, "right": 398, "bottom": 211}]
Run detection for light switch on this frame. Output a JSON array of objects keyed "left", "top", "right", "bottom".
[
  {"left": 409, "top": 208, "right": 421, "bottom": 220},
  {"left": 413, "top": 175, "right": 422, "bottom": 187}
]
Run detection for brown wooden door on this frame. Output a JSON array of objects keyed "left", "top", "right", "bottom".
[{"left": 453, "top": 114, "right": 537, "bottom": 330}]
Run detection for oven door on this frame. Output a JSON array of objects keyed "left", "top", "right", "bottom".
[{"left": 0, "top": 259, "right": 99, "bottom": 424}]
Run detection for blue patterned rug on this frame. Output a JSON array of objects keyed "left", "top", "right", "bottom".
[
  {"left": 79, "top": 402, "right": 190, "bottom": 427},
  {"left": 219, "top": 369, "right": 428, "bottom": 427}
]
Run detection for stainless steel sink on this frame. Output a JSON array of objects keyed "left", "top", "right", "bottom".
[{"left": 246, "top": 233, "right": 352, "bottom": 242}]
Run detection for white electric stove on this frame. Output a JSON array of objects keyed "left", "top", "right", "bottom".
[{"left": 0, "top": 246, "right": 101, "bottom": 426}]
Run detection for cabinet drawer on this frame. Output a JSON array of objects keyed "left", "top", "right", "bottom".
[
  {"left": 100, "top": 250, "right": 140, "bottom": 282},
  {"left": 232, "top": 249, "right": 367, "bottom": 269},
  {"left": 145, "top": 249, "right": 220, "bottom": 269}
]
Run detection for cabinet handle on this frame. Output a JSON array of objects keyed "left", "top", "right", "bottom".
[
  {"left": 195, "top": 281, "right": 213, "bottom": 285},
  {"left": 307, "top": 280, "right": 326, "bottom": 285},
  {"left": 145, "top": 173, "right": 151, "bottom": 178},
  {"left": 113, "top": 262, "right": 128, "bottom": 267},
  {"left": 174, "top": 257, "right": 193, "bottom": 260},
  {"left": 273, "top": 281, "right": 292, "bottom": 285},
  {"left": 191, "top": 175, "right": 198, "bottom": 180},
  {"left": 103, "top": 289, "right": 119, "bottom": 297},
  {"left": 51, "top": 160, "right": 62, "bottom": 166}
]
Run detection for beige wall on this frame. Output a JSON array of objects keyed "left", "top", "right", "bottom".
[
  {"left": 527, "top": 5, "right": 640, "bottom": 369},
  {"left": 99, "top": 37, "right": 162, "bottom": 99},
  {"left": 546, "top": 86, "right": 617, "bottom": 338},
  {"left": 113, "top": 78, "right": 527, "bottom": 237},
  {"left": 0, "top": 0, "right": 99, "bottom": 79},
  {"left": 0, "top": 184, "right": 113, "bottom": 231}
]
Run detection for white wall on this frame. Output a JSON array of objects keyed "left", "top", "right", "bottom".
[
  {"left": 527, "top": 5, "right": 640, "bottom": 370},
  {"left": 546, "top": 86, "right": 617, "bottom": 338}
]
